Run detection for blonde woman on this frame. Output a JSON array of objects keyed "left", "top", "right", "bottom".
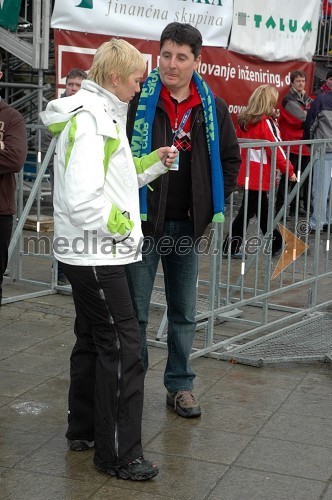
[
  {"left": 41, "top": 39, "right": 177, "bottom": 480},
  {"left": 223, "top": 84, "right": 296, "bottom": 258}
]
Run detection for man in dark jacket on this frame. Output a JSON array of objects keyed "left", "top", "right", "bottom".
[
  {"left": 126, "top": 23, "right": 241, "bottom": 418},
  {"left": 276, "top": 70, "right": 312, "bottom": 216},
  {"left": 313, "top": 70, "right": 332, "bottom": 97},
  {"left": 304, "top": 91, "right": 332, "bottom": 232},
  {"left": 0, "top": 53, "right": 27, "bottom": 306}
]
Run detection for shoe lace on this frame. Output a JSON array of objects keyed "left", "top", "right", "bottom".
[
  {"left": 129, "top": 456, "right": 144, "bottom": 465},
  {"left": 174, "top": 390, "right": 197, "bottom": 408},
  {"left": 127, "top": 456, "right": 157, "bottom": 469}
]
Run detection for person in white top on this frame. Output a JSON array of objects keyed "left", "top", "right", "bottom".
[{"left": 41, "top": 38, "right": 177, "bottom": 481}]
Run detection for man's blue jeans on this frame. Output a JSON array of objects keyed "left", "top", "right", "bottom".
[
  {"left": 126, "top": 219, "right": 198, "bottom": 393},
  {"left": 310, "top": 152, "right": 332, "bottom": 230}
]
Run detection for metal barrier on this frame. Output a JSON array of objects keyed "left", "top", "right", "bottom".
[
  {"left": 148, "top": 138, "right": 332, "bottom": 362},
  {"left": 3, "top": 138, "right": 332, "bottom": 363},
  {"left": 3, "top": 131, "right": 57, "bottom": 304}
]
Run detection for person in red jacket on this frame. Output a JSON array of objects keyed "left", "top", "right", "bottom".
[
  {"left": 0, "top": 54, "right": 27, "bottom": 306},
  {"left": 323, "top": 0, "right": 332, "bottom": 17},
  {"left": 223, "top": 84, "right": 296, "bottom": 258},
  {"left": 313, "top": 69, "right": 332, "bottom": 97},
  {"left": 275, "top": 70, "right": 312, "bottom": 216}
]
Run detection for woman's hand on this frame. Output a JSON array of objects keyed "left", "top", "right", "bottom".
[
  {"left": 157, "top": 146, "right": 179, "bottom": 168},
  {"left": 289, "top": 173, "right": 297, "bottom": 182}
]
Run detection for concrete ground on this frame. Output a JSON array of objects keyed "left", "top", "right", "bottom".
[{"left": 1, "top": 289, "right": 332, "bottom": 500}]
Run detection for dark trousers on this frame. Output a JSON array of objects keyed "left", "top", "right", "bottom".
[
  {"left": 223, "top": 190, "right": 283, "bottom": 255},
  {"left": 276, "top": 153, "right": 311, "bottom": 214},
  {"left": 61, "top": 263, "right": 145, "bottom": 469},
  {"left": 0, "top": 215, "right": 13, "bottom": 307}
]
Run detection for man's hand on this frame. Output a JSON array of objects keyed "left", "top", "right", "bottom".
[{"left": 157, "top": 145, "right": 179, "bottom": 168}]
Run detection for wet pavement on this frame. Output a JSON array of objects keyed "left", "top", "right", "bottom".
[{"left": 1, "top": 290, "right": 332, "bottom": 500}]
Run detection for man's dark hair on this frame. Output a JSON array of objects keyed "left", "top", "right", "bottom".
[
  {"left": 290, "top": 70, "right": 306, "bottom": 83},
  {"left": 160, "top": 22, "right": 202, "bottom": 59},
  {"left": 66, "top": 68, "right": 87, "bottom": 82}
]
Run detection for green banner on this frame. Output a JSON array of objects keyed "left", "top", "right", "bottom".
[{"left": 0, "top": 0, "right": 22, "bottom": 32}]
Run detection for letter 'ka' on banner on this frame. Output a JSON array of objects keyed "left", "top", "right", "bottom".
[
  {"left": 51, "top": 0, "right": 233, "bottom": 48},
  {"left": 0, "top": 0, "right": 22, "bottom": 32}
]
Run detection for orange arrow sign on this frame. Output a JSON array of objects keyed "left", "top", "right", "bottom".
[{"left": 271, "top": 224, "right": 309, "bottom": 279}]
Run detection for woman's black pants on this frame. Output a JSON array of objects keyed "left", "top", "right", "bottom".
[{"left": 61, "top": 263, "right": 145, "bottom": 470}]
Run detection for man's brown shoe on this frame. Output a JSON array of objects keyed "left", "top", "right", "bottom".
[{"left": 166, "top": 390, "right": 201, "bottom": 418}]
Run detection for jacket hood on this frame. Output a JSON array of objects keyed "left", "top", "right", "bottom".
[
  {"left": 40, "top": 80, "right": 128, "bottom": 139},
  {"left": 238, "top": 114, "right": 266, "bottom": 132}
]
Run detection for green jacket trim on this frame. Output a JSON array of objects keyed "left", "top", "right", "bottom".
[
  {"left": 48, "top": 121, "right": 68, "bottom": 136},
  {"left": 104, "top": 135, "right": 120, "bottom": 175},
  {"left": 133, "top": 150, "right": 160, "bottom": 174},
  {"left": 65, "top": 116, "right": 77, "bottom": 170},
  {"left": 107, "top": 204, "right": 134, "bottom": 236}
]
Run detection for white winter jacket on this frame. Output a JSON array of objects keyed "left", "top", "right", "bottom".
[{"left": 40, "top": 80, "right": 168, "bottom": 266}]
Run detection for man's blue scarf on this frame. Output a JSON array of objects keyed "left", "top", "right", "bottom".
[{"left": 130, "top": 68, "right": 224, "bottom": 222}]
